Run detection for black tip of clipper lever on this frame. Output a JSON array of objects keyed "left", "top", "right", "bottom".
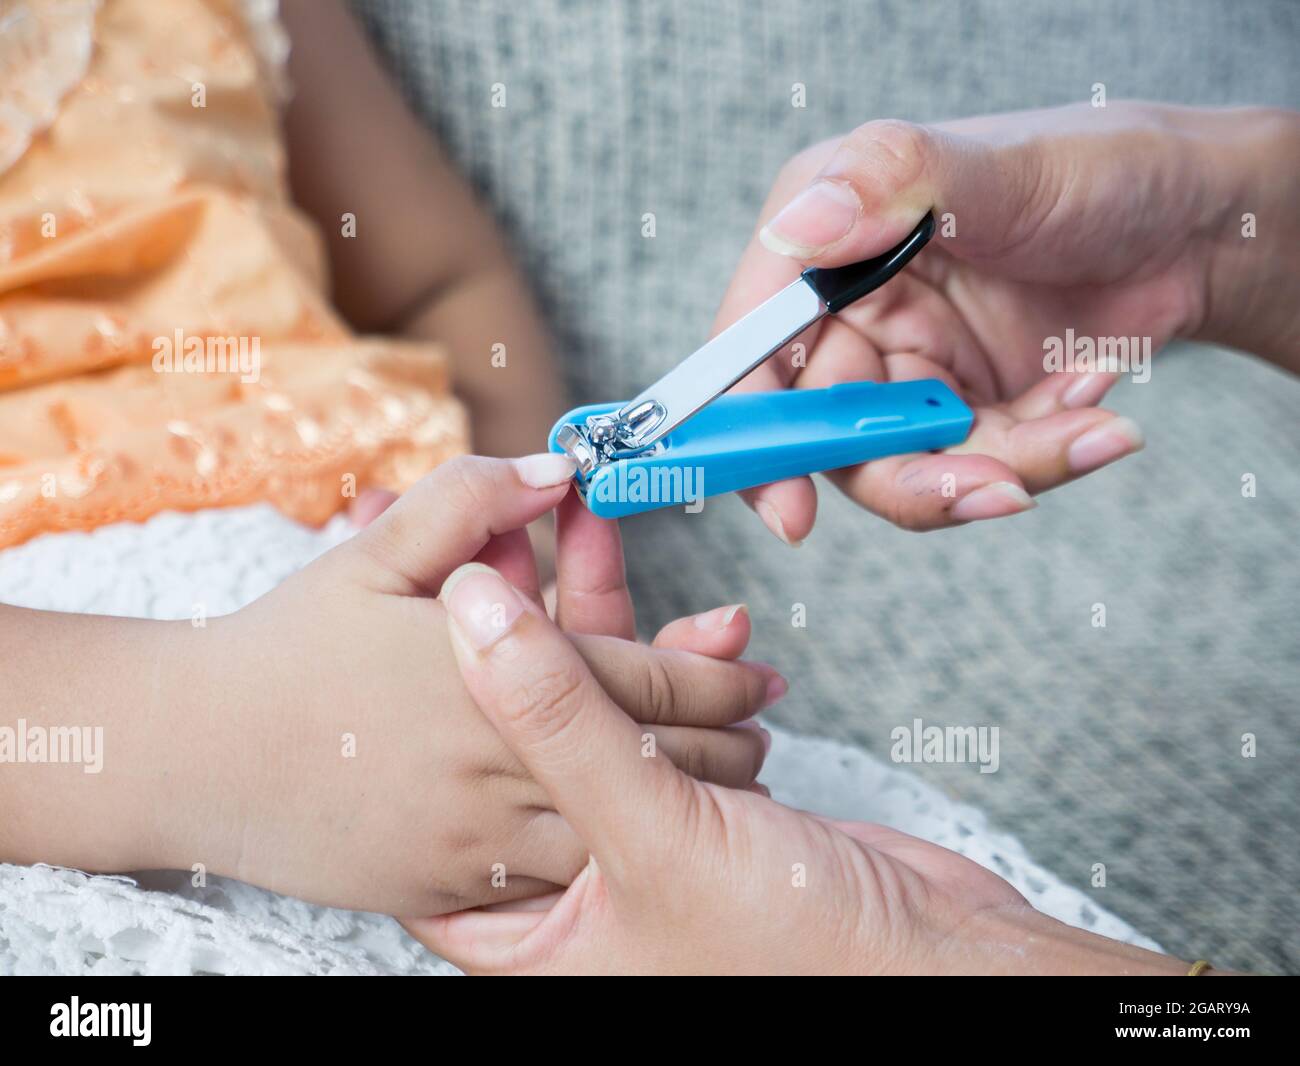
[{"left": 800, "top": 211, "right": 936, "bottom": 314}]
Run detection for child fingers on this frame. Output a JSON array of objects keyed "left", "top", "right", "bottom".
[
  {"left": 651, "top": 603, "right": 752, "bottom": 659},
  {"left": 347, "top": 487, "right": 399, "bottom": 527},
  {"left": 553, "top": 488, "right": 636, "bottom": 638},
  {"left": 474, "top": 528, "right": 543, "bottom": 607},
  {"left": 649, "top": 723, "right": 770, "bottom": 789},
  {"left": 458, "top": 874, "right": 568, "bottom": 913},
  {"left": 574, "top": 635, "right": 786, "bottom": 727},
  {"left": 497, "top": 811, "right": 590, "bottom": 888},
  {"left": 356, "top": 454, "right": 575, "bottom": 596},
  {"left": 505, "top": 725, "right": 766, "bottom": 857}
]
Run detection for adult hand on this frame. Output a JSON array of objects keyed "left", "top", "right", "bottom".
[
  {"left": 403, "top": 560, "right": 1189, "bottom": 975},
  {"left": 716, "top": 102, "right": 1299, "bottom": 541}
]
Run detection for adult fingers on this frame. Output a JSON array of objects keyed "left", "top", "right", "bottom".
[
  {"left": 758, "top": 119, "right": 1052, "bottom": 268},
  {"left": 439, "top": 563, "right": 692, "bottom": 866}
]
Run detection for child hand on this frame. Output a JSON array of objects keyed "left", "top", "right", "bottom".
[{"left": 178, "top": 455, "right": 776, "bottom": 917}]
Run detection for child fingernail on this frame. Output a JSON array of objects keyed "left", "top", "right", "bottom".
[
  {"left": 759, "top": 180, "right": 861, "bottom": 258},
  {"left": 756, "top": 500, "right": 802, "bottom": 547},
  {"left": 514, "top": 452, "right": 577, "bottom": 488},
  {"left": 950, "top": 481, "right": 1035, "bottom": 522},
  {"left": 440, "top": 564, "right": 525, "bottom": 651},
  {"left": 734, "top": 720, "right": 773, "bottom": 755},
  {"left": 693, "top": 603, "right": 748, "bottom": 631},
  {"left": 1067, "top": 416, "right": 1145, "bottom": 474},
  {"left": 754, "top": 666, "right": 789, "bottom": 707}
]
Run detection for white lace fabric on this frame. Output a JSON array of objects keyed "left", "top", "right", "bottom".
[{"left": 0, "top": 506, "right": 1159, "bottom": 974}]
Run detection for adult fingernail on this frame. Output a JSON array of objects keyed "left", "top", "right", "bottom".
[
  {"left": 440, "top": 563, "right": 525, "bottom": 651},
  {"left": 513, "top": 452, "right": 577, "bottom": 488},
  {"left": 1067, "top": 416, "right": 1145, "bottom": 474},
  {"left": 759, "top": 180, "right": 861, "bottom": 258},
  {"left": 950, "top": 481, "right": 1036, "bottom": 522},
  {"left": 1061, "top": 372, "right": 1117, "bottom": 409},
  {"left": 755, "top": 500, "right": 802, "bottom": 547},
  {"left": 693, "top": 604, "right": 748, "bottom": 631}
]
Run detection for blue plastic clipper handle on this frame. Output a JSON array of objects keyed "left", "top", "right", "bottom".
[{"left": 548, "top": 379, "right": 973, "bottom": 519}]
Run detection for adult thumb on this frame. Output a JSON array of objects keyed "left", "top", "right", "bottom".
[
  {"left": 759, "top": 118, "right": 1045, "bottom": 268},
  {"left": 439, "top": 562, "right": 691, "bottom": 873}
]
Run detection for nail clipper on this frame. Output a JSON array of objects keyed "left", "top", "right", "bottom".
[{"left": 548, "top": 212, "right": 973, "bottom": 517}]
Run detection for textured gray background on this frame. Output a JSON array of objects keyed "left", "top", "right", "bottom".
[{"left": 349, "top": 0, "right": 1300, "bottom": 972}]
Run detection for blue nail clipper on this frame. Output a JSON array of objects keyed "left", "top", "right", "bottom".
[{"left": 548, "top": 212, "right": 973, "bottom": 518}]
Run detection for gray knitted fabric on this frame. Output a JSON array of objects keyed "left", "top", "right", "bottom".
[{"left": 349, "top": 0, "right": 1300, "bottom": 973}]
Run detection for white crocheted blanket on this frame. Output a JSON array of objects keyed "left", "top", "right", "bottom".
[{"left": 0, "top": 506, "right": 1159, "bottom": 974}]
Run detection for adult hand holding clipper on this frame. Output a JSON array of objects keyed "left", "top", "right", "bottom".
[
  {"left": 550, "top": 214, "right": 975, "bottom": 518},
  {"left": 715, "top": 102, "right": 1300, "bottom": 541}
]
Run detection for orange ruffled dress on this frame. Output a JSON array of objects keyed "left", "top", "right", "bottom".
[{"left": 0, "top": 0, "right": 467, "bottom": 548}]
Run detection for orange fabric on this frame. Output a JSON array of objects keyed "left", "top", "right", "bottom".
[{"left": 0, "top": 0, "right": 467, "bottom": 548}]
